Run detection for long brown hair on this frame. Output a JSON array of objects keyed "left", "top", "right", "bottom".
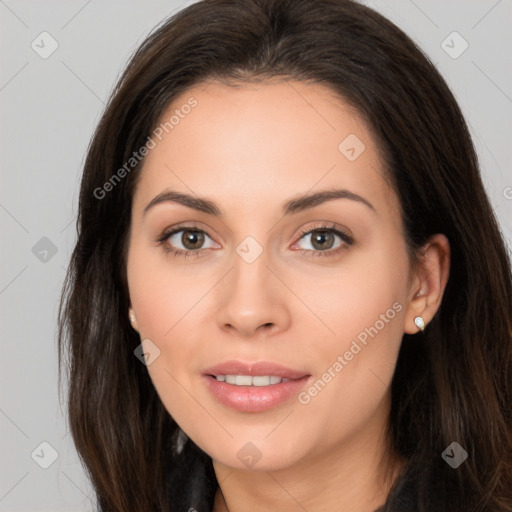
[{"left": 58, "top": 1, "right": 512, "bottom": 510}]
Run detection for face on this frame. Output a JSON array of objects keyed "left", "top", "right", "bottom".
[{"left": 126, "top": 79, "right": 415, "bottom": 472}]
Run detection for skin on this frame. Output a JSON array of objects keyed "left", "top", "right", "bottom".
[{"left": 126, "top": 79, "right": 450, "bottom": 511}]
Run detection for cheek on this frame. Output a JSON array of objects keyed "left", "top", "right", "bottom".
[
  {"left": 126, "top": 245, "right": 207, "bottom": 424},
  {"left": 126, "top": 242, "right": 217, "bottom": 387},
  {"left": 292, "top": 238, "right": 408, "bottom": 358},
  {"left": 291, "top": 243, "right": 408, "bottom": 429},
  {"left": 127, "top": 242, "right": 208, "bottom": 340}
]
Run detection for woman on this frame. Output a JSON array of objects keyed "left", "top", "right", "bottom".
[{"left": 58, "top": 0, "right": 512, "bottom": 510}]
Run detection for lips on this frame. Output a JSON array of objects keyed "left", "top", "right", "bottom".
[{"left": 201, "top": 360, "right": 312, "bottom": 412}]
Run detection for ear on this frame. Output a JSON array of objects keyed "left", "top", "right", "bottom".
[
  {"left": 404, "top": 233, "right": 450, "bottom": 334},
  {"left": 128, "top": 307, "right": 139, "bottom": 332}
]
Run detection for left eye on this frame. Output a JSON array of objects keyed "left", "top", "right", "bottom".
[{"left": 294, "top": 228, "right": 349, "bottom": 252}]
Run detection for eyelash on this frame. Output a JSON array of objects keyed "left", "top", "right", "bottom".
[{"left": 156, "top": 222, "right": 353, "bottom": 259}]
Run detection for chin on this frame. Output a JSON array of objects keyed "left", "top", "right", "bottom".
[{"left": 203, "top": 435, "right": 312, "bottom": 473}]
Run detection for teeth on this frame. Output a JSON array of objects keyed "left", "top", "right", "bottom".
[
  {"left": 252, "top": 376, "right": 270, "bottom": 386},
  {"left": 236, "top": 375, "right": 252, "bottom": 386},
  {"left": 214, "top": 375, "right": 290, "bottom": 386}
]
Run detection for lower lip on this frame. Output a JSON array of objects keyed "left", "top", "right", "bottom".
[{"left": 202, "top": 375, "right": 311, "bottom": 412}]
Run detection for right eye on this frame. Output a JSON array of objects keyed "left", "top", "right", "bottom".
[{"left": 157, "top": 225, "right": 220, "bottom": 258}]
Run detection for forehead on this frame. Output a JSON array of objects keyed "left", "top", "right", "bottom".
[{"left": 132, "top": 79, "right": 399, "bottom": 223}]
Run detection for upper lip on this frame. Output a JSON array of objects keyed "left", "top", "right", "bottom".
[{"left": 202, "top": 360, "right": 310, "bottom": 380}]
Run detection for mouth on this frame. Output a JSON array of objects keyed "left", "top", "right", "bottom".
[{"left": 201, "top": 360, "right": 312, "bottom": 412}]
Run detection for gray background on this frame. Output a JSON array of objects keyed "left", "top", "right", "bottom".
[{"left": 1, "top": 0, "right": 511, "bottom": 510}]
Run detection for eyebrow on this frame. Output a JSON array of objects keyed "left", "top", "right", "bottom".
[{"left": 143, "top": 188, "right": 376, "bottom": 217}]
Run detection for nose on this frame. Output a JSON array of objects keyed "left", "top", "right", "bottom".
[{"left": 215, "top": 248, "right": 291, "bottom": 339}]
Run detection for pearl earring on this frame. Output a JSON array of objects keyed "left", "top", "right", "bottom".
[
  {"left": 414, "top": 316, "right": 425, "bottom": 332},
  {"left": 129, "top": 311, "right": 136, "bottom": 324}
]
